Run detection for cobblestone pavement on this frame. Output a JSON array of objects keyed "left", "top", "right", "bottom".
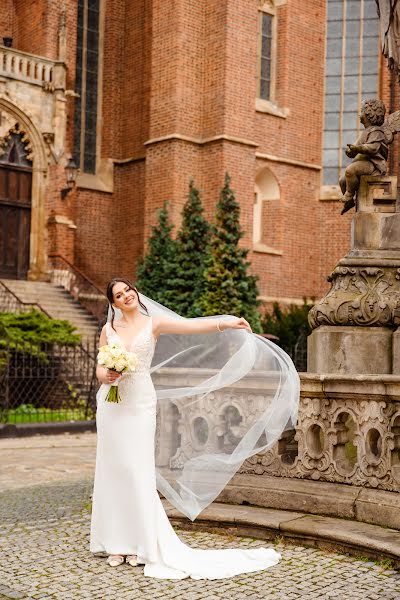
[
  {"left": 0, "top": 433, "right": 96, "bottom": 492},
  {"left": 1, "top": 433, "right": 399, "bottom": 600}
]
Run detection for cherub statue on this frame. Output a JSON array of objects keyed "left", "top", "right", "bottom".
[{"left": 339, "top": 98, "right": 400, "bottom": 214}]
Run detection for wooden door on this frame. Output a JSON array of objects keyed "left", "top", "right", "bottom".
[{"left": 0, "top": 133, "right": 32, "bottom": 280}]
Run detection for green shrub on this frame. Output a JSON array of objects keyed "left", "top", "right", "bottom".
[
  {"left": 0, "top": 309, "right": 81, "bottom": 359},
  {"left": 135, "top": 202, "right": 180, "bottom": 310},
  {"left": 194, "top": 173, "right": 262, "bottom": 332},
  {"left": 166, "top": 179, "right": 212, "bottom": 317}
]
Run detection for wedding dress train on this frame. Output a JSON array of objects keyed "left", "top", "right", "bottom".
[{"left": 90, "top": 317, "right": 281, "bottom": 579}]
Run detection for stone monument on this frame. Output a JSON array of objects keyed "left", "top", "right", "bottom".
[{"left": 308, "top": 99, "right": 400, "bottom": 374}]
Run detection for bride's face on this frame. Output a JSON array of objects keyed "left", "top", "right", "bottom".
[{"left": 112, "top": 282, "right": 139, "bottom": 312}]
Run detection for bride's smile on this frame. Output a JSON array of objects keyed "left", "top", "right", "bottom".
[{"left": 112, "top": 283, "right": 138, "bottom": 311}]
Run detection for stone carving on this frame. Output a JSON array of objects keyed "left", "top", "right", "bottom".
[
  {"left": 357, "top": 175, "right": 398, "bottom": 213},
  {"left": 339, "top": 99, "right": 400, "bottom": 214},
  {"left": 0, "top": 122, "right": 33, "bottom": 161},
  {"left": 376, "top": 0, "right": 400, "bottom": 80},
  {"left": 42, "top": 81, "right": 56, "bottom": 93},
  {"left": 168, "top": 390, "right": 269, "bottom": 469},
  {"left": 240, "top": 385, "right": 400, "bottom": 492},
  {"left": 42, "top": 131, "right": 57, "bottom": 161},
  {"left": 308, "top": 266, "right": 400, "bottom": 328},
  {"left": 154, "top": 370, "right": 400, "bottom": 495}
]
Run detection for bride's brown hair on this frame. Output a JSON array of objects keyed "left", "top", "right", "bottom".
[{"left": 106, "top": 278, "right": 148, "bottom": 331}]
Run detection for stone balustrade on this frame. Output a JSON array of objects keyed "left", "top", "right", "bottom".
[
  {"left": 153, "top": 369, "right": 400, "bottom": 494},
  {"left": 241, "top": 374, "right": 400, "bottom": 492},
  {"left": 0, "top": 45, "right": 65, "bottom": 89}
]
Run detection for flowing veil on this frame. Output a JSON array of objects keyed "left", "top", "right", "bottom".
[{"left": 106, "top": 293, "right": 300, "bottom": 521}]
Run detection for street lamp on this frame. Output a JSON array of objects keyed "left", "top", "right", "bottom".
[{"left": 61, "top": 156, "right": 78, "bottom": 200}]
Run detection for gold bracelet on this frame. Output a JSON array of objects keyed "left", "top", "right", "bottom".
[{"left": 216, "top": 320, "right": 223, "bottom": 332}]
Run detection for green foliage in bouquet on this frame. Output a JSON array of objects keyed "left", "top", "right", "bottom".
[
  {"left": 262, "top": 301, "right": 313, "bottom": 354},
  {"left": 165, "top": 180, "right": 211, "bottom": 317},
  {"left": 135, "top": 202, "right": 179, "bottom": 310},
  {"left": 194, "top": 173, "right": 262, "bottom": 332}
]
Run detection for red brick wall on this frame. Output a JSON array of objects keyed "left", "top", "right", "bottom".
[
  {"left": 0, "top": 0, "right": 16, "bottom": 42},
  {"left": 82, "top": 0, "right": 394, "bottom": 299},
  {"left": 1, "top": 0, "right": 396, "bottom": 305},
  {"left": 13, "top": 0, "right": 59, "bottom": 58}
]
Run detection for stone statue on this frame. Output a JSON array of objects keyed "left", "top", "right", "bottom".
[
  {"left": 339, "top": 99, "right": 400, "bottom": 214},
  {"left": 376, "top": 0, "right": 400, "bottom": 80}
]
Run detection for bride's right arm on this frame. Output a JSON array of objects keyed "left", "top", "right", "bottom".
[{"left": 96, "top": 326, "right": 122, "bottom": 385}]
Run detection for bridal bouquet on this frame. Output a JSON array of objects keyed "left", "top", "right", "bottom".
[{"left": 97, "top": 344, "right": 139, "bottom": 403}]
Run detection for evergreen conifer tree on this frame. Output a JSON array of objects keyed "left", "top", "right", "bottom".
[
  {"left": 169, "top": 180, "right": 211, "bottom": 316},
  {"left": 194, "top": 173, "right": 262, "bottom": 332},
  {"left": 135, "top": 202, "right": 179, "bottom": 310}
]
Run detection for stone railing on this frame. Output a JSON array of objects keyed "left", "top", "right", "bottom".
[
  {"left": 153, "top": 369, "right": 400, "bottom": 493},
  {"left": 0, "top": 45, "right": 65, "bottom": 89},
  {"left": 241, "top": 374, "right": 400, "bottom": 492}
]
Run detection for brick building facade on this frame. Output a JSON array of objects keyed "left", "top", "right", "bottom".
[{"left": 0, "top": 0, "right": 396, "bottom": 304}]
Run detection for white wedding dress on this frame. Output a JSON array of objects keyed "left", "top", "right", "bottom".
[{"left": 90, "top": 317, "right": 281, "bottom": 579}]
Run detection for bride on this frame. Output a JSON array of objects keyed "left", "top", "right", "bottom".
[{"left": 90, "top": 277, "right": 300, "bottom": 579}]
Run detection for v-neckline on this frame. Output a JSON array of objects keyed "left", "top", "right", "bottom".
[{"left": 112, "top": 317, "right": 152, "bottom": 351}]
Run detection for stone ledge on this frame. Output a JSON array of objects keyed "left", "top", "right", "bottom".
[
  {"left": 0, "top": 421, "right": 96, "bottom": 438},
  {"left": 164, "top": 501, "right": 400, "bottom": 567},
  {"left": 218, "top": 475, "right": 400, "bottom": 531}
]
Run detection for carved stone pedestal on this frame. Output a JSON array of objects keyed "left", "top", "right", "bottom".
[
  {"left": 309, "top": 175, "right": 400, "bottom": 374},
  {"left": 308, "top": 326, "right": 393, "bottom": 374},
  {"left": 394, "top": 329, "right": 400, "bottom": 371},
  {"left": 352, "top": 212, "right": 400, "bottom": 250}
]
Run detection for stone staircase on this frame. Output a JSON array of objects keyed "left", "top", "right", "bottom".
[{"left": 0, "top": 279, "right": 100, "bottom": 342}]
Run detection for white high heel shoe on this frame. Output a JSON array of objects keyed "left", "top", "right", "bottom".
[
  {"left": 106, "top": 554, "right": 124, "bottom": 567},
  {"left": 126, "top": 554, "right": 138, "bottom": 567}
]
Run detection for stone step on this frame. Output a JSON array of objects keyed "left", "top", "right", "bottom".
[
  {"left": 0, "top": 279, "right": 100, "bottom": 340},
  {"left": 165, "top": 501, "right": 400, "bottom": 568},
  {"left": 31, "top": 309, "right": 94, "bottom": 322},
  {"left": 2, "top": 285, "right": 79, "bottom": 302}
]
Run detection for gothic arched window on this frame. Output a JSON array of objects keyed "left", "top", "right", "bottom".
[{"left": 73, "top": 0, "right": 101, "bottom": 174}]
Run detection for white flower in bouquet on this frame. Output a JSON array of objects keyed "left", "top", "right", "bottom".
[
  {"left": 97, "top": 344, "right": 140, "bottom": 403},
  {"left": 110, "top": 346, "right": 124, "bottom": 359}
]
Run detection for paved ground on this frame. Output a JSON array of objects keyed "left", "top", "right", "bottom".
[{"left": 1, "top": 432, "right": 399, "bottom": 600}]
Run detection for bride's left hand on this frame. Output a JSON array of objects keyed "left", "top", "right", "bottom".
[{"left": 224, "top": 317, "right": 252, "bottom": 332}]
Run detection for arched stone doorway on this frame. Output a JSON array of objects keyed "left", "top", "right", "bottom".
[
  {"left": 0, "top": 98, "right": 49, "bottom": 280},
  {"left": 0, "top": 126, "right": 32, "bottom": 278}
]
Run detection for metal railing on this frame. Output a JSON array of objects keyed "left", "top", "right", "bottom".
[
  {"left": 0, "top": 280, "right": 51, "bottom": 317},
  {"left": 0, "top": 280, "right": 99, "bottom": 424},
  {"left": 0, "top": 337, "right": 97, "bottom": 424},
  {"left": 48, "top": 254, "right": 108, "bottom": 327}
]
